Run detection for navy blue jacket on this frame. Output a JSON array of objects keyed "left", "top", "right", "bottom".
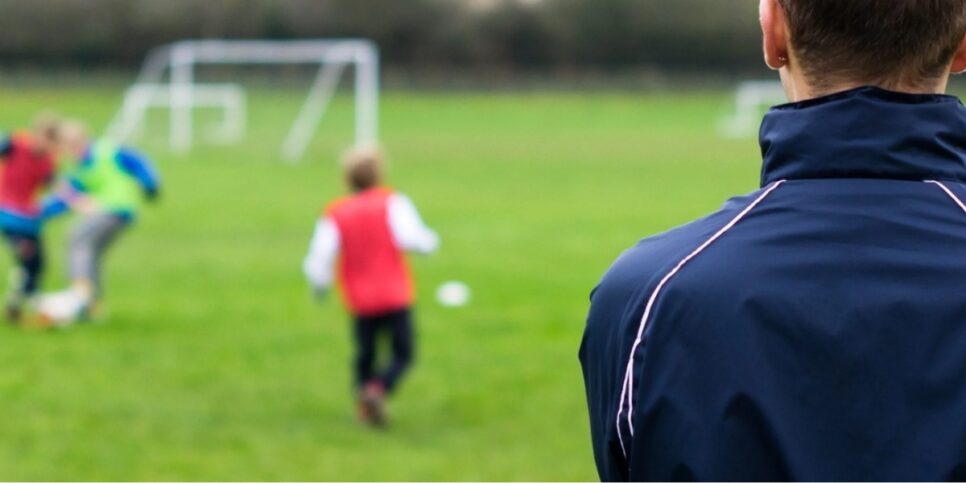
[{"left": 580, "top": 86, "right": 966, "bottom": 481}]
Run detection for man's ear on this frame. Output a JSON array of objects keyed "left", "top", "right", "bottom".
[
  {"left": 761, "top": 0, "right": 790, "bottom": 70},
  {"left": 951, "top": 33, "right": 966, "bottom": 74}
]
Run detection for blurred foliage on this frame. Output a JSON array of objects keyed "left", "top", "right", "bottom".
[{"left": 0, "top": 0, "right": 762, "bottom": 73}]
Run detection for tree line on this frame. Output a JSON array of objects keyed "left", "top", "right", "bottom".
[{"left": 0, "top": 0, "right": 765, "bottom": 74}]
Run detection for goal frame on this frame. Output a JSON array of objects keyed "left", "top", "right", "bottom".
[
  {"left": 718, "top": 80, "right": 787, "bottom": 138},
  {"left": 106, "top": 39, "right": 380, "bottom": 162}
]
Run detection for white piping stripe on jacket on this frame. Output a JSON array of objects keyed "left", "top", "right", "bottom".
[
  {"left": 614, "top": 179, "right": 787, "bottom": 457},
  {"left": 925, "top": 180, "right": 966, "bottom": 215}
]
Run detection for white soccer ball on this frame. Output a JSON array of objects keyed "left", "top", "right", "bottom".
[
  {"left": 35, "top": 289, "right": 87, "bottom": 327},
  {"left": 436, "top": 281, "right": 471, "bottom": 308}
]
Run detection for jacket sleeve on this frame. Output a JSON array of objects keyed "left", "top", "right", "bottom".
[
  {"left": 303, "top": 217, "right": 340, "bottom": 291},
  {"left": 40, "top": 179, "right": 87, "bottom": 220},
  {"left": 388, "top": 193, "right": 439, "bottom": 254},
  {"left": 581, "top": 282, "right": 635, "bottom": 482},
  {"left": 0, "top": 133, "right": 11, "bottom": 157},
  {"left": 117, "top": 147, "right": 161, "bottom": 199}
]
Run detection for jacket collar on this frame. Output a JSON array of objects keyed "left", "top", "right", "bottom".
[{"left": 759, "top": 86, "right": 966, "bottom": 187}]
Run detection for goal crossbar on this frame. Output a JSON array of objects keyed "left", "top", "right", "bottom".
[{"left": 106, "top": 39, "right": 380, "bottom": 162}]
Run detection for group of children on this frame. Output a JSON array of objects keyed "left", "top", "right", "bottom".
[
  {"left": 2, "top": 122, "right": 431, "bottom": 426},
  {"left": 0, "top": 114, "right": 160, "bottom": 326}
]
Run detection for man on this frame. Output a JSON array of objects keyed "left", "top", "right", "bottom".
[
  {"left": 303, "top": 148, "right": 438, "bottom": 427},
  {"left": 580, "top": 0, "right": 966, "bottom": 480},
  {"left": 42, "top": 121, "right": 160, "bottom": 322},
  {"left": 0, "top": 115, "right": 60, "bottom": 321}
]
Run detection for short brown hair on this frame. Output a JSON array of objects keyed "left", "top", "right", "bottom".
[
  {"left": 778, "top": 0, "right": 966, "bottom": 90},
  {"left": 342, "top": 147, "right": 384, "bottom": 192},
  {"left": 59, "top": 119, "right": 90, "bottom": 157},
  {"left": 33, "top": 112, "right": 62, "bottom": 147}
]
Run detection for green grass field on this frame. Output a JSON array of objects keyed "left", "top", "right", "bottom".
[{"left": 0, "top": 85, "right": 762, "bottom": 480}]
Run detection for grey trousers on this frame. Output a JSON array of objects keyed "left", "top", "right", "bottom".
[{"left": 68, "top": 213, "right": 128, "bottom": 296}]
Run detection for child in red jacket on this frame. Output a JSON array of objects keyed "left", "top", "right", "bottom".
[
  {"left": 0, "top": 115, "right": 61, "bottom": 321},
  {"left": 303, "top": 148, "right": 438, "bottom": 426}
]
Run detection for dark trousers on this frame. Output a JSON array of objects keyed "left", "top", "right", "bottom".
[
  {"left": 353, "top": 307, "right": 415, "bottom": 394},
  {"left": 3, "top": 230, "right": 43, "bottom": 297}
]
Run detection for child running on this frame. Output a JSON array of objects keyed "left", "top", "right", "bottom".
[
  {"left": 0, "top": 115, "right": 61, "bottom": 322},
  {"left": 41, "top": 121, "right": 160, "bottom": 322},
  {"left": 303, "top": 148, "right": 438, "bottom": 427}
]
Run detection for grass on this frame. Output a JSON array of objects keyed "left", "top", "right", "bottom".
[{"left": 0, "top": 85, "right": 761, "bottom": 480}]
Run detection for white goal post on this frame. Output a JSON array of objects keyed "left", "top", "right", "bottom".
[
  {"left": 106, "top": 39, "right": 380, "bottom": 162},
  {"left": 718, "top": 80, "right": 787, "bottom": 138}
]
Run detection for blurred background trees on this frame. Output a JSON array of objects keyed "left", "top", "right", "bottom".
[{"left": 0, "top": 0, "right": 764, "bottom": 80}]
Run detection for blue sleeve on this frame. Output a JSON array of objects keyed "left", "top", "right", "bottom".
[
  {"left": 41, "top": 197, "right": 70, "bottom": 220},
  {"left": 0, "top": 134, "right": 12, "bottom": 157},
  {"left": 68, "top": 178, "right": 87, "bottom": 193},
  {"left": 117, "top": 147, "right": 160, "bottom": 198},
  {"left": 40, "top": 179, "right": 87, "bottom": 220}
]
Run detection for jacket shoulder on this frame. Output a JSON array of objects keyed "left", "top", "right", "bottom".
[
  {"left": 580, "top": 189, "right": 776, "bottom": 480},
  {"left": 325, "top": 195, "right": 353, "bottom": 216},
  {"left": 10, "top": 131, "right": 32, "bottom": 149},
  {"left": 592, "top": 188, "right": 771, "bottom": 314}
]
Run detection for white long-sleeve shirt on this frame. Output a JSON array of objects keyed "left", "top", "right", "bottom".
[{"left": 303, "top": 193, "right": 439, "bottom": 291}]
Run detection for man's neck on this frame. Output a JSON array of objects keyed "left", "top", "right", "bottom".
[{"left": 782, "top": 71, "right": 949, "bottom": 102}]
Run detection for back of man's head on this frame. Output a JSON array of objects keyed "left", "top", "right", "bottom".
[{"left": 778, "top": 0, "right": 966, "bottom": 91}]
